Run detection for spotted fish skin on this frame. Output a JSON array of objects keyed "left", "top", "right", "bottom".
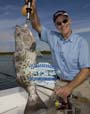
[{"left": 14, "top": 25, "right": 47, "bottom": 114}]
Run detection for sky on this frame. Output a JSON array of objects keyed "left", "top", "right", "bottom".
[{"left": 0, "top": 0, "right": 90, "bottom": 52}]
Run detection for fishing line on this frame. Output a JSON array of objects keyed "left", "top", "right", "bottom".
[{"left": 0, "top": 72, "right": 15, "bottom": 79}]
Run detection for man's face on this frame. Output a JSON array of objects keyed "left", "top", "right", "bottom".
[{"left": 55, "top": 15, "right": 71, "bottom": 36}]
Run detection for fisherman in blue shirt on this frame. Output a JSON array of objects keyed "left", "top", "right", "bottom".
[{"left": 27, "top": 0, "right": 90, "bottom": 103}]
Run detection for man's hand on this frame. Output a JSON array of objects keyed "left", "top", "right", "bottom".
[
  {"left": 55, "top": 68, "right": 89, "bottom": 102},
  {"left": 55, "top": 85, "right": 72, "bottom": 103}
]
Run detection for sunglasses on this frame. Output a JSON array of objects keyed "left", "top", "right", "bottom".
[{"left": 56, "top": 19, "right": 68, "bottom": 26}]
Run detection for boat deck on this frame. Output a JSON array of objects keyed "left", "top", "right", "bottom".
[{"left": 0, "top": 87, "right": 27, "bottom": 114}]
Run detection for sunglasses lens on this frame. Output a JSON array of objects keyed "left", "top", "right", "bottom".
[
  {"left": 56, "top": 19, "right": 68, "bottom": 26},
  {"left": 56, "top": 22, "right": 61, "bottom": 26},
  {"left": 63, "top": 19, "right": 68, "bottom": 24}
]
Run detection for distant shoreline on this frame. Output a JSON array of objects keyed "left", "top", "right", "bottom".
[
  {"left": 0, "top": 51, "right": 51, "bottom": 55},
  {"left": 0, "top": 52, "right": 14, "bottom": 55}
]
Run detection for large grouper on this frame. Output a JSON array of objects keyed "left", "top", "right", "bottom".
[{"left": 14, "top": 25, "right": 56, "bottom": 114}]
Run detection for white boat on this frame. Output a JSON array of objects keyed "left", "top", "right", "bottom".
[
  {"left": 0, "top": 62, "right": 57, "bottom": 114},
  {"left": 0, "top": 87, "right": 28, "bottom": 114}
]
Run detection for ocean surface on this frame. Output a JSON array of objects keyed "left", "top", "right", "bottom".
[{"left": 0, "top": 54, "right": 52, "bottom": 90}]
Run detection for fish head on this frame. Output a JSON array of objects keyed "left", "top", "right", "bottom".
[{"left": 15, "top": 25, "right": 36, "bottom": 51}]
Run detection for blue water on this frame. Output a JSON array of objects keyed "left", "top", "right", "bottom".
[
  {"left": 0, "top": 54, "right": 52, "bottom": 90},
  {"left": 0, "top": 55, "right": 17, "bottom": 90}
]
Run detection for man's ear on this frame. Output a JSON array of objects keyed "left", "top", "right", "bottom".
[{"left": 68, "top": 18, "right": 71, "bottom": 24}]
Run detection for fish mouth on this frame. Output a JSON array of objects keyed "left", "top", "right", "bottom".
[{"left": 15, "top": 25, "right": 21, "bottom": 33}]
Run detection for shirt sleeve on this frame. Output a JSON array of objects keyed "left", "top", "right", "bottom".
[
  {"left": 79, "top": 38, "right": 90, "bottom": 68},
  {"left": 40, "top": 25, "right": 51, "bottom": 43}
]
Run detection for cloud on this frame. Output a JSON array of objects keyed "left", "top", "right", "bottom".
[
  {"left": 71, "top": 18, "right": 90, "bottom": 33},
  {"left": 82, "top": 4, "right": 90, "bottom": 9},
  {"left": 0, "top": 18, "right": 25, "bottom": 31},
  {"left": 0, "top": 4, "right": 22, "bottom": 21},
  {"left": 0, "top": 40, "right": 15, "bottom": 52},
  {"left": 0, "top": 18, "right": 24, "bottom": 41},
  {"left": 74, "top": 27, "right": 90, "bottom": 33},
  {"left": 0, "top": 5, "right": 18, "bottom": 15}
]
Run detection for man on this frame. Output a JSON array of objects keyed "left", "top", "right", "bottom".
[{"left": 25, "top": 0, "right": 90, "bottom": 103}]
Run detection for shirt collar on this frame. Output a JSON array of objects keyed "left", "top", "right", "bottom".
[{"left": 59, "top": 32, "right": 74, "bottom": 42}]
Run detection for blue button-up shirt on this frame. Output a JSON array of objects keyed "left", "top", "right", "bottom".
[{"left": 40, "top": 26, "right": 90, "bottom": 80}]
